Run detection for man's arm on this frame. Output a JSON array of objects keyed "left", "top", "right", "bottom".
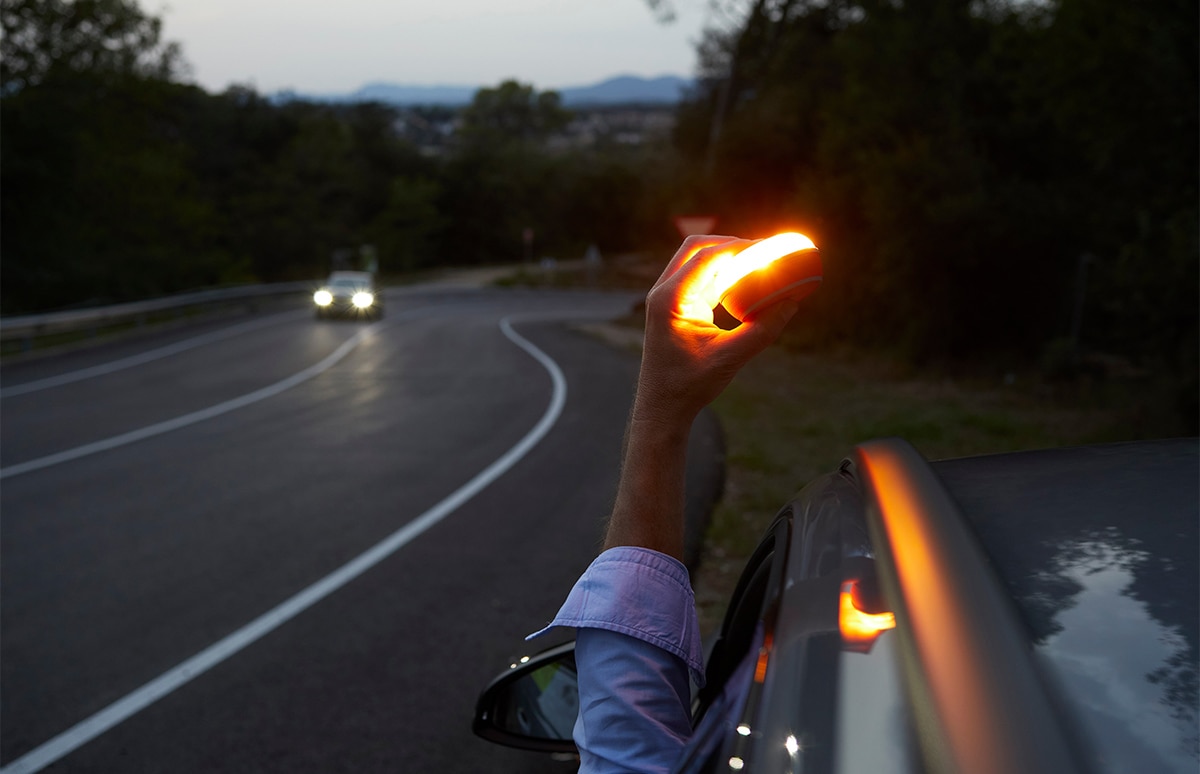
[
  {"left": 529, "top": 236, "right": 798, "bottom": 773},
  {"left": 606, "top": 235, "right": 800, "bottom": 559}
]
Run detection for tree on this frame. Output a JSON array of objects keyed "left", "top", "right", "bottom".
[
  {"left": 0, "top": 0, "right": 183, "bottom": 93},
  {"left": 1, "top": 74, "right": 229, "bottom": 311},
  {"left": 435, "top": 81, "right": 569, "bottom": 264},
  {"left": 369, "top": 176, "right": 444, "bottom": 272},
  {"left": 457, "top": 80, "right": 571, "bottom": 148},
  {"left": 0, "top": 0, "right": 207, "bottom": 312},
  {"left": 657, "top": 0, "right": 1196, "bottom": 384}
]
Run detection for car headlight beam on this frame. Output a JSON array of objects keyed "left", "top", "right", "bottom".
[
  {"left": 352, "top": 291, "right": 374, "bottom": 309},
  {"left": 314, "top": 290, "right": 333, "bottom": 306}
]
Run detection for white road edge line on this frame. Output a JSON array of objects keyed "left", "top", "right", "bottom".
[
  {"left": 0, "top": 316, "right": 567, "bottom": 774},
  {"left": 1, "top": 310, "right": 310, "bottom": 399},
  {"left": 0, "top": 312, "right": 420, "bottom": 480}
]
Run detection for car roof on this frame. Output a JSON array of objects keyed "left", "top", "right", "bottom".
[
  {"left": 744, "top": 438, "right": 1196, "bottom": 774},
  {"left": 932, "top": 439, "right": 1199, "bottom": 774}
]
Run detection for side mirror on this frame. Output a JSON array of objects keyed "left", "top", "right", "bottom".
[{"left": 472, "top": 640, "right": 579, "bottom": 754}]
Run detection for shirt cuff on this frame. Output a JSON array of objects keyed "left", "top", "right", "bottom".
[{"left": 527, "top": 546, "right": 705, "bottom": 686}]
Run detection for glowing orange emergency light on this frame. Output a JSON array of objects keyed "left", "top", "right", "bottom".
[
  {"left": 840, "top": 579, "right": 896, "bottom": 652},
  {"left": 709, "top": 232, "right": 822, "bottom": 321}
]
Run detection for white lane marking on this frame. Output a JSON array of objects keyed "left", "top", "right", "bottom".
[
  {"left": 0, "top": 315, "right": 406, "bottom": 480},
  {"left": 0, "top": 316, "right": 567, "bottom": 774},
  {"left": 1, "top": 310, "right": 310, "bottom": 399}
]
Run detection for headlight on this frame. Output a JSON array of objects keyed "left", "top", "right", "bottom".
[
  {"left": 314, "top": 290, "right": 333, "bottom": 306},
  {"left": 352, "top": 291, "right": 374, "bottom": 309}
]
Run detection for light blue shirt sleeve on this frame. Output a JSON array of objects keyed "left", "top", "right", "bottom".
[{"left": 527, "top": 546, "right": 704, "bottom": 774}]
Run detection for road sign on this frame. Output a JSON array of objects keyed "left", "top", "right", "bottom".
[{"left": 673, "top": 215, "right": 718, "bottom": 238}]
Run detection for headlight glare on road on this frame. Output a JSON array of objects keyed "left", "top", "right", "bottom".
[
  {"left": 352, "top": 291, "right": 374, "bottom": 309},
  {"left": 314, "top": 290, "right": 333, "bottom": 306}
]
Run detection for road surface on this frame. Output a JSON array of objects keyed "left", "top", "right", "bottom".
[{"left": 0, "top": 286, "right": 722, "bottom": 773}]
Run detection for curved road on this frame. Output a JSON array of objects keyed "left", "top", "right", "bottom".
[{"left": 0, "top": 287, "right": 720, "bottom": 773}]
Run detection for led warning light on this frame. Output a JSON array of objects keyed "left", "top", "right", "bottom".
[
  {"left": 709, "top": 232, "right": 822, "bottom": 322},
  {"left": 718, "top": 232, "right": 821, "bottom": 321},
  {"left": 676, "top": 232, "right": 822, "bottom": 323},
  {"left": 840, "top": 579, "right": 896, "bottom": 652}
]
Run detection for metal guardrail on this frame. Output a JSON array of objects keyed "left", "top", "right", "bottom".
[{"left": 0, "top": 282, "right": 313, "bottom": 352}]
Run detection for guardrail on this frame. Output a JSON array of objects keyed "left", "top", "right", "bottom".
[{"left": 0, "top": 282, "right": 313, "bottom": 353}]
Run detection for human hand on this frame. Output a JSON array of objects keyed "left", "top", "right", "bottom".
[{"left": 631, "top": 235, "right": 800, "bottom": 432}]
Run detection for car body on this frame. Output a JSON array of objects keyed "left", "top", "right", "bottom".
[
  {"left": 474, "top": 438, "right": 1199, "bottom": 774},
  {"left": 313, "top": 271, "right": 383, "bottom": 320}
]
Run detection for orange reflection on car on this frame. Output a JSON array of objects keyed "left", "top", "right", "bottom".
[{"left": 840, "top": 580, "right": 896, "bottom": 652}]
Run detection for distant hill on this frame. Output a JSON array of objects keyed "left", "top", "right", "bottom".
[
  {"left": 274, "top": 75, "right": 693, "bottom": 107},
  {"left": 560, "top": 75, "right": 692, "bottom": 106},
  {"left": 348, "top": 83, "right": 476, "bottom": 105}
]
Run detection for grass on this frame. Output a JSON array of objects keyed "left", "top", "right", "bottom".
[{"left": 692, "top": 343, "right": 1189, "bottom": 633}]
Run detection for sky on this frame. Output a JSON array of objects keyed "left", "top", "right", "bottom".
[{"left": 155, "top": 0, "right": 713, "bottom": 95}]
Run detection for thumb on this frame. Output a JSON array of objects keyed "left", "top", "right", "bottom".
[{"left": 722, "top": 299, "right": 800, "bottom": 360}]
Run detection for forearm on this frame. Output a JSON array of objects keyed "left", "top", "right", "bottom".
[
  {"left": 603, "top": 414, "right": 692, "bottom": 561},
  {"left": 601, "top": 237, "right": 797, "bottom": 560}
]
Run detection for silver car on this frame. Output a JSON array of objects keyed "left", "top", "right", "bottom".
[
  {"left": 475, "top": 438, "right": 1199, "bottom": 774},
  {"left": 313, "top": 271, "right": 383, "bottom": 320}
]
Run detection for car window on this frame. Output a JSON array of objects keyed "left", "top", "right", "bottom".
[{"left": 934, "top": 440, "right": 1199, "bottom": 774}]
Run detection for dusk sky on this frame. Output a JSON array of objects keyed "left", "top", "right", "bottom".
[{"left": 157, "top": 0, "right": 711, "bottom": 95}]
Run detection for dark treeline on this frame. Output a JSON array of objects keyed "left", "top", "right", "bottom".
[
  {"left": 1, "top": 70, "right": 666, "bottom": 307},
  {"left": 0, "top": 1, "right": 667, "bottom": 314},
  {"left": 674, "top": 0, "right": 1196, "bottom": 373},
  {"left": 2, "top": 0, "right": 1196, "bottom": 405}
]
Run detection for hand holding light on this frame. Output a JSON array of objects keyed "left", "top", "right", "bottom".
[
  {"left": 633, "top": 233, "right": 821, "bottom": 430},
  {"left": 604, "top": 233, "right": 822, "bottom": 558}
]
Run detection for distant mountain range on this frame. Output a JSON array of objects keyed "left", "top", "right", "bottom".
[{"left": 274, "top": 75, "right": 694, "bottom": 107}]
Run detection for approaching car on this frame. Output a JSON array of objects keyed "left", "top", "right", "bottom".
[
  {"left": 474, "top": 438, "right": 1199, "bottom": 774},
  {"left": 313, "top": 271, "right": 383, "bottom": 320}
]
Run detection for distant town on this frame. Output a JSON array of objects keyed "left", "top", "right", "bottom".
[
  {"left": 388, "top": 103, "right": 676, "bottom": 155},
  {"left": 274, "top": 74, "right": 694, "bottom": 108},
  {"left": 275, "top": 74, "right": 692, "bottom": 155}
]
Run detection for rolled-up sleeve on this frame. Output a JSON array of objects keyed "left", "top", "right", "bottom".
[{"left": 527, "top": 547, "right": 704, "bottom": 773}]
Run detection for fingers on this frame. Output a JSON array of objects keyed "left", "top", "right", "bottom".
[
  {"left": 650, "top": 234, "right": 803, "bottom": 337},
  {"left": 633, "top": 236, "right": 805, "bottom": 432},
  {"left": 651, "top": 235, "right": 743, "bottom": 291},
  {"left": 651, "top": 237, "right": 755, "bottom": 323}
]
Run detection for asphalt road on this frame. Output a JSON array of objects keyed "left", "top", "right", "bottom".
[{"left": 0, "top": 287, "right": 722, "bottom": 773}]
